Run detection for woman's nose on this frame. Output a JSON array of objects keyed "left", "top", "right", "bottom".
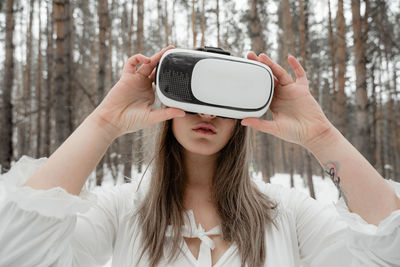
[{"left": 198, "top": 113, "right": 216, "bottom": 119}]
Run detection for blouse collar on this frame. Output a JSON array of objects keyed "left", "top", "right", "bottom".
[{"left": 166, "top": 209, "right": 221, "bottom": 266}]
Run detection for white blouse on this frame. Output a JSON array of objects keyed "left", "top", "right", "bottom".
[{"left": 0, "top": 156, "right": 400, "bottom": 267}]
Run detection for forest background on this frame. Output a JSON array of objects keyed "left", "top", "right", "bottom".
[{"left": 1, "top": 0, "right": 399, "bottom": 199}]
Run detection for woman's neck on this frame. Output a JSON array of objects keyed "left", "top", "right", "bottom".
[
  {"left": 183, "top": 149, "right": 217, "bottom": 188},
  {"left": 183, "top": 149, "right": 220, "bottom": 225}
]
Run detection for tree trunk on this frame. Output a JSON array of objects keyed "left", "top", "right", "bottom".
[
  {"left": 78, "top": 0, "right": 95, "bottom": 107},
  {"left": 298, "top": 0, "right": 315, "bottom": 197},
  {"left": 44, "top": 1, "right": 54, "bottom": 157},
  {"left": 280, "top": 139, "right": 288, "bottom": 173},
  {"left": 36, "top": 0, "right": 43, "bottom": 158},
  {"left": 216, "top": 0, "right": 220, "bottom": 47},
  {"left": 327, "top": 0, "right": 337, "bottom": 127},
  {"left": 282, "top": 0, "right": 295, "bottom": 60},
  {"left": 0, "top": 0, "right": 15, "bottom": 173},
  {"left": 134, "top": 0, "right": 144, "bottom": 174},
  {"left": 192, "top": 0, "right": 197, "bottom": 48},
  {"left": 336, "top": 0, "right": 347, "bottom": 135},
  {"left": 108, "top": 0, "right": 115, "bottom": 88},
  {"left": 392, "top": 69, "right": 399, "bottom": 180},
  {"left": 248, "top": 0, "right": 273, "bottom": 182},
  {"left": 200, "top": 0, "right": 205, "bottom": 46},
  {"left": 249, "top": 0, "right": 266, "bottom": 54},
  {"left": 351, "top": 0, "right": 371, "bottom": 161},
  {"left": 171, "top": 0, "right": 177, "bottom": 45},
  {"left": 289, "top": 145, "right": 294, "bottom": 187},
  {"left": 54, "top": 0, "right": 73, "bottom": 148},
  {"left": 105, "top": 0, "right": 117, "bottom": 184},
  {"left": 377, "top": 48, "right": 387, "bottom": 178},
  {"left": 128, "top": 0, "right": 135, "bottom": 55},
  {"left": 22, "top": 0, "right": 35, "bottom": 156},
  {"left": 157, "top": 0, "right": 162, "bottom": 49},
  {"left": 96, "top": 0, "right": 109, "bottom": 186},
  {"left": 387, "top": 89, "right": 396, "bottom": 179},
  {"left": 370, "top": 64, "right": 377, "bottom": 168},
  {"left": 378, "top": 87, "right": 386, "bottom": 177},
  {"left": 377, "top": 0, "right": 396, "bottom": 179},
  {"left": 123, "top": 0, "right": 136, "bottom": 183},
  {"left": 298, "top": 0, "right": 307, "bottom": 66},
  {"left": 97, "top": 0, "right": 108, "bottom": 104},
  {"left": 281, "top": 0, "right": 296, "bottom": 184},
  {"left": 306, "top": 151, "right": 316, "bottom": 198},
  {"left": 136, "top": 0, "right": 144, "bottom": 53},
  {"left": 164, "top": 0, "right": 169, "bottom": 46}
]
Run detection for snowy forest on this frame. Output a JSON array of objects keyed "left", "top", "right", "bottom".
[{"left": 0, "top": 0, "right": 399, "bottom": 199}]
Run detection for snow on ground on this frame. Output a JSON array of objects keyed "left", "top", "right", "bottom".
[
  {"left": 256, "top": 172, "right": 340, "bottom": 206},
  {"left": 90, "top": 164, "right": 339, "bottom": 206}
]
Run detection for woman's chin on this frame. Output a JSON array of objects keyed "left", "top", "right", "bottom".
[{"left": 183, "top": 146, "right": 220, "bottom": 157}]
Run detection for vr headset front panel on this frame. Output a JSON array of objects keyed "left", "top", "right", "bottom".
[{"left": 155, "top": 49, "right": 274, "bottom": 119}]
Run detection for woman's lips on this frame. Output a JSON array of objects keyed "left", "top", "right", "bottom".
[
  {"left": 192, "top": 123, "right": 217, "bottom": 134},
  {"left": 194, "top": 129, "right": 215, "bottom": 135}
]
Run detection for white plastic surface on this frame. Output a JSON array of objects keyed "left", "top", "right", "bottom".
[
  {"left": 191, "top": 58, "right": 271, "bottom": 109},
  {"left": 156, "top": 48, "right": 274, "bottom": 119}
]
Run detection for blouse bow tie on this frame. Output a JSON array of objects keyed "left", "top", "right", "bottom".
[{"left": 166, "top": 210, "right": 221, "bottom": 267}]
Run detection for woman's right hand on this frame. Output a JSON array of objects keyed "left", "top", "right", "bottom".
[{"left": 92, "top": 45, "right": 186, "bottom": 138}]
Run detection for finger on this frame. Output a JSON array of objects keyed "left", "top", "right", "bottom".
[
  {"left": 248, "top": 52, "right": 293, "bottom": 86},
  {"left": 258, "top": 53, "right": 294, "bottom": 86},
  {"left": 149, "top": 67, "right": 157, "bottom": 82},
  {"left": 248, "top": 52, "right": 279, "bottom": 89},
  {"left": 137, "top": 45, "right": 175, "bottom": 77},
  {"left": 148, "top": 107, "right": 186, "bottom": 125},
  {"left": 288, "top": 56, "right": 308, "bottom": 84},
  {"left": 241, "top": 117, "right": 279, "bottom": 136},
  {"left": 122, "top": 54, "right": 151, "bottom": 74},
  {"left": 273, "top": 76, "right": 279, "bottom": 88},
  {"left": 246, "top": 51, "right": 258, "bottom": 61}
]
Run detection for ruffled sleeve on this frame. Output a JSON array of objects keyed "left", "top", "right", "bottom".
[
  {"left": 0, "top": 156, "right": 127, "bottom": 267},
  {"left": 256, "top": 179, "right": 400, "bottom": 267},
  {"left": 332, "top": 179, "right": 400, "bottom": 266}
]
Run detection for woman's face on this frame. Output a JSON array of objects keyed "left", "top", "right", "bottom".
[{"left": 172, "top": 113, "right": 236, "bottom": 156}]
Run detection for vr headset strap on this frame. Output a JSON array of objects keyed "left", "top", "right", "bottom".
[{"left": 196, "top": 46, "right": 231, "bottom": 56}]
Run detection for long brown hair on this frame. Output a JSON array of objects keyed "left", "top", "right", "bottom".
[{"left": 134, "top": 117, "right": 277, "bottom": 267}]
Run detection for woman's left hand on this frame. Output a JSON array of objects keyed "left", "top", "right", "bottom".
[{"left": 241, "top": 52, "right": 335, "bottom": 151}]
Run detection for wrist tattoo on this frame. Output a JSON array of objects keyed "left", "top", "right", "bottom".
[{"left": 324, "top": 161, "right": 348, "bottom": 205}]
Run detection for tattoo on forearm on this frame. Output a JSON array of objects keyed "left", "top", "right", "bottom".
[{"left": 324, "top": 161, "right": 348, "bottom": 205}]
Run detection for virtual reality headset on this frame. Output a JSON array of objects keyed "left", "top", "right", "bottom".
[{"left": 154, "top": 47, "right": 274, "bottom": 119}]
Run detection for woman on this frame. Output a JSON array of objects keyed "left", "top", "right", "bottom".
[{"left": 0, "top": 46, "right": 399, "bottom": 267}]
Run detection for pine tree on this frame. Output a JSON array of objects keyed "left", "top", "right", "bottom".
[
  {"left": 0, "top": 0, "right": 16, "bottom": 173},
  {"left": 96, "top": 0, "right": 109, "bottom": 186},
  {"left": 54, "top": 0, "right": 74, "bottom": 147},
  {"left": 336, "top": 0, "right": 347, "bottom": 135},
  {"left": 351, "top": 0, "right": 371, "bottom": 161}
]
